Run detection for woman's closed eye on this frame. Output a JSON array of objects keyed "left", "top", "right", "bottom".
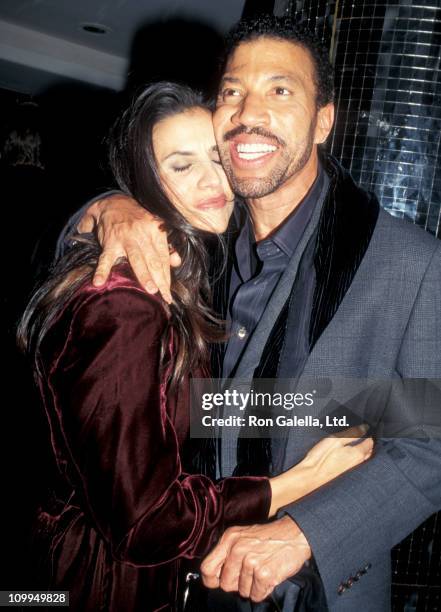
[{"left": 173, "top": 163, "right": 192, "bottom": 173}]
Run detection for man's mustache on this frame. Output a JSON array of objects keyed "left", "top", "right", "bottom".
[{"left": 223, "top": 126, "right": 286, "bottom": 147}]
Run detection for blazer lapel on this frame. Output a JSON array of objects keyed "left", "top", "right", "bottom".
[
  {"left": 232, "top": 176, "right": 329, "bottom": 382},
  {"left": 309, "top": 155, "right": 380, "bottom": 348}
]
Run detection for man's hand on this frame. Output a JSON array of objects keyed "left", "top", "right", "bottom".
[
  {"left": 200, "top": 516, "right": 311, "bottom": 603},
  {"left": 78, "top": 194, "right": 181, "bottom": 303}
]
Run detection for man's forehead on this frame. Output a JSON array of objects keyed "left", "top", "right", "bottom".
[{"left": 223, "top": 38, "right": 313, "bottom": 78}]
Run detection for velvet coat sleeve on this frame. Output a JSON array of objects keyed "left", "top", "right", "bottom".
[{"left": 43, "top": 278, "right": 270, "bottom": 568}]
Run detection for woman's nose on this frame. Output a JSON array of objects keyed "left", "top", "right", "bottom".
[{"left": 198, "top": 162, "right": 222, "bottom": 190}]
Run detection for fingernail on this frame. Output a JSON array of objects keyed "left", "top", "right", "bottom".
[
  {"left": 146, "top": 282, "right": 158, "bottom": 293},
  {"left": 93, "top": 277, "right": 104, "bottom": 287}
]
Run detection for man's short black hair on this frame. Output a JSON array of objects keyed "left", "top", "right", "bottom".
[{"left": 221, "top": 15, "right": 334, "bottom": 109}]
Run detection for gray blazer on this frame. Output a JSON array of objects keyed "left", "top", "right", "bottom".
[{"left": 217, "top": 157, "right": 441, "bottom": 611}]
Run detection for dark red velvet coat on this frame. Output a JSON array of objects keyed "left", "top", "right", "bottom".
[{"left": 33, "top": 262, "right": 270, "bottom": 611}]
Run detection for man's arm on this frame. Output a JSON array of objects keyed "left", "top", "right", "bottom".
[
  {"left": 57, "top": 191, "right": 179, "bottom": 303},
  {"left": 282, "top": 242, "right": 441, "bottom": 603},
  {"left": 202, "top": 419, "right": 441, "bottom": 604}
]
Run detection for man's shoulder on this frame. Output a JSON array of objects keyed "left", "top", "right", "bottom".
[
  {"left": 324, "top": 155, "right": 439, "bottom": 261},
  {"left": 376, "top": 207, "right": 438, "bottom": 242},
  {"left": 372, "top": 208, "right": 440, "bottom": 265}
]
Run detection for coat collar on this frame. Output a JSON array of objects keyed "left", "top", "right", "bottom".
[{"left": 309, "top": 154, "right": 380, "bottom": 347}]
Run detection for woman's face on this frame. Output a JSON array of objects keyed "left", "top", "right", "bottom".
[{"left": 153, "top": 107, "right": 234, "bottom": 233}]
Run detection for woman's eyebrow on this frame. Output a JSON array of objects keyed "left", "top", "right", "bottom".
[{"left": 162, "top": 150, "right": 194, "bottom": 162}]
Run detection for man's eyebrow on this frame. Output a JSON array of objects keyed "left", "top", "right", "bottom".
[
  {"left": 219, "top": 76, "right": 241, "bottom": 87},
  {"left": 219, "top": 74, "right": 302, "bottom": 87},
  {"left": 268, "top": 74, "right": 302, "bottom": 85}
]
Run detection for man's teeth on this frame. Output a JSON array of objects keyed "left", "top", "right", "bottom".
[
  {"left": 236, "top": 143, "right": 277, "bottom": 160},
  {"left": 236, "top": 143, "right": 277, "bottom": 152}
]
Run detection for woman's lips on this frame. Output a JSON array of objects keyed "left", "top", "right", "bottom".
[{"left": 196, "top": 195, "right": 227, "bottom": 210}]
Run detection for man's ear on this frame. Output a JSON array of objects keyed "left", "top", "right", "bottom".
[{"left": 314, "top": 103, "right": 335, "bottom": 144}]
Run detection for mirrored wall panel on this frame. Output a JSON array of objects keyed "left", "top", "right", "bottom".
[{"left": 279, "top": 0, "right": 441, "bottom": 238}]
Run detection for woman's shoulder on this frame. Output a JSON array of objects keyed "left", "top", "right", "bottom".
[
  {"left": 70, "top": 260, "right": 167, "bottom": 318},
  {"left": 42, "top": 261, "right": 169, "bottom": 361}
]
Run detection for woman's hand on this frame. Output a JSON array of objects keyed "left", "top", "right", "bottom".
[
  {"left": 78, "top": 194, "right": 180, "bottom": 303},
  {"left": 300, "top": 424, "right": 374, "bottom": 485},
  {"left": 269, "top": 425, "right": 373, "bottom": 516}
]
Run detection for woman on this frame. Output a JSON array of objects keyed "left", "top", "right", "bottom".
[{"left": 18, "top": 82, "right": 372, "bottom": 611}]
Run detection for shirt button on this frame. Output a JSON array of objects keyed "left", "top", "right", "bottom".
[{"left": 237, "top": 326, "right": 247, "bottom": 339}]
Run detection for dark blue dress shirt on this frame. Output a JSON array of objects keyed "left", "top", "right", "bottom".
[{"left": 222, "top": 164, "right": 325, "bottom": 378}]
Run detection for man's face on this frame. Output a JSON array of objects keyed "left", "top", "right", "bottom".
[{"left": 213, "top": 37, "right": 333, "bottom": 199}]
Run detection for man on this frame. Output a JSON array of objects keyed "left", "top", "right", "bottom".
[{"left": 62, "top": 16, "right": 441, "bottom": 611}]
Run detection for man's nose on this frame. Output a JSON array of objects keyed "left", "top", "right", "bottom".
[{"left": 232, "top": 94, "right": 270, "bottom": 128}]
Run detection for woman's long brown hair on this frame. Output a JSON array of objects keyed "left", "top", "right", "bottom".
[{"left": 18, "top": 82, "right": 226, "bottom": 390}]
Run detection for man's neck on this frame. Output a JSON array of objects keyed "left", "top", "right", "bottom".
[{"left": 246, "top": 150, "right": 320, "bottom": 241}]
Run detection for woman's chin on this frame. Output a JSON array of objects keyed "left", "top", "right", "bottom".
[
  {"left": 199, "top": 223, "right": 227, "bottom": 234},
  {"left": 192, "top": 212, "right": 231, "bottom": 234}
]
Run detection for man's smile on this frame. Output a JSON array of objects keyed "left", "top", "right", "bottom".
[{"left": 229, "top": 136, "right": 280, "bottom": 168}]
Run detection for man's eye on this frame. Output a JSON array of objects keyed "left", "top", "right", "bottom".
[
  {"left": 173, "top": 164, "right": 191, "bottom": 173},
  {"left": 274, "top": 87, "right": 291, "bottom": 96},
  {"left": 221, "top": 88, "right": 241, "bottom": 99}
]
